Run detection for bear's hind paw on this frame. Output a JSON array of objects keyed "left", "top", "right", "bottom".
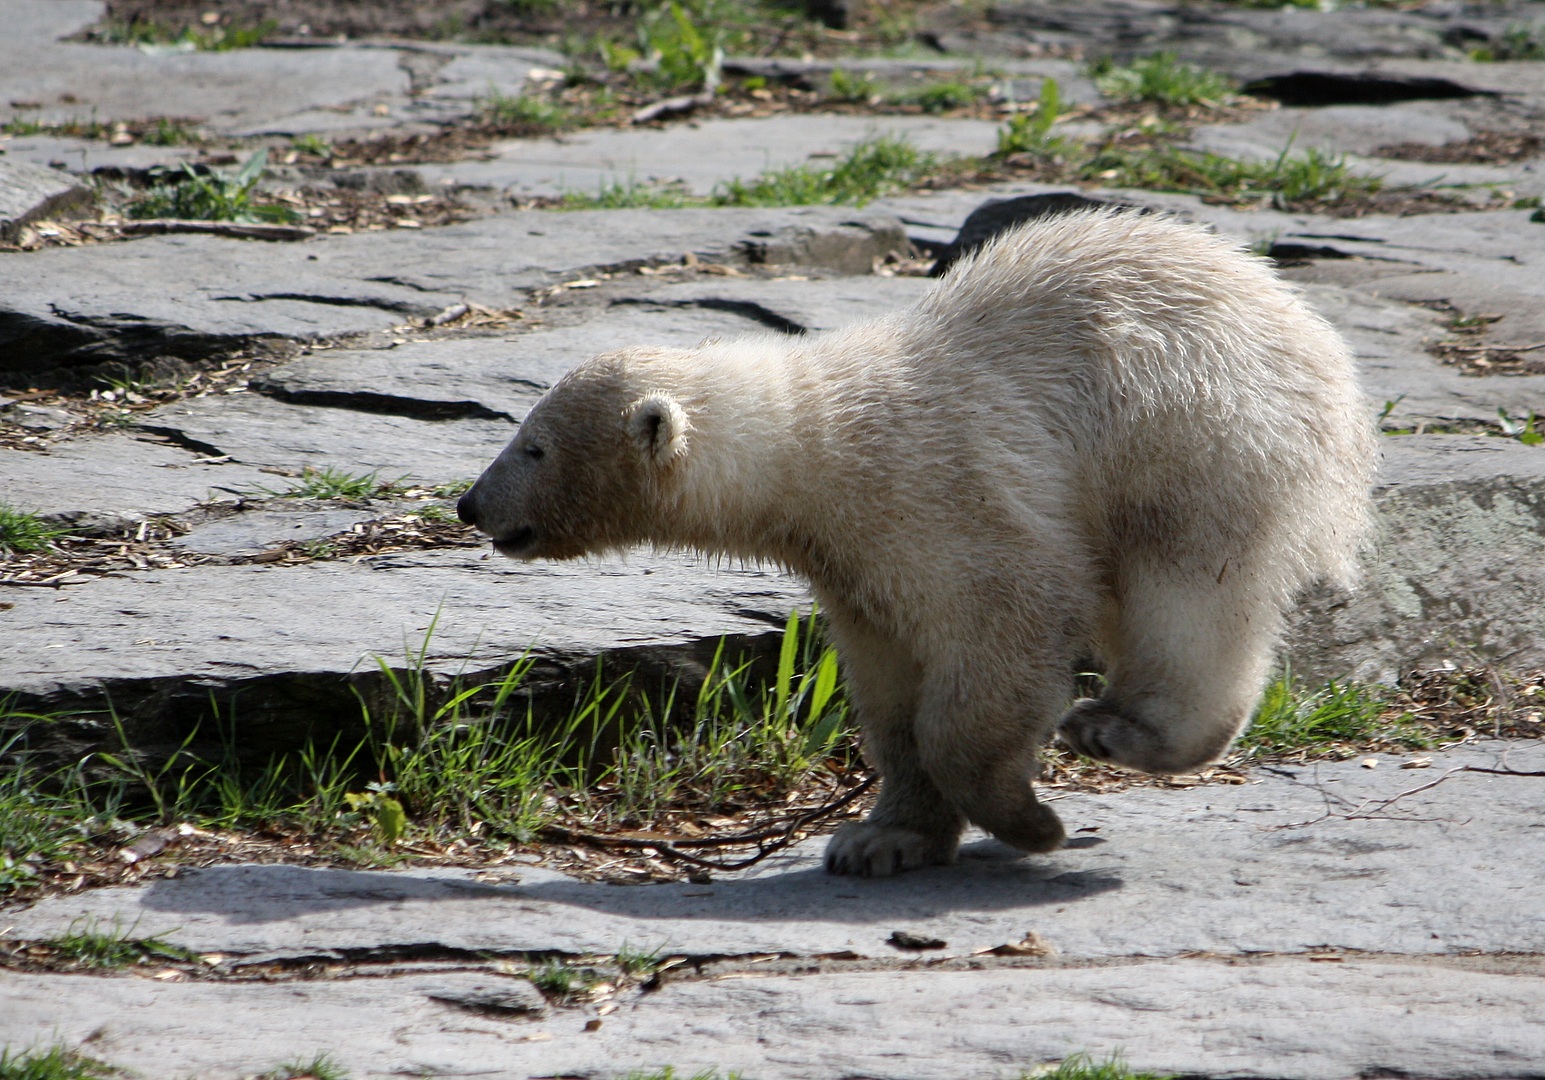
[{"left": 824, "top": 823, "right": 958, "bottom": 877}]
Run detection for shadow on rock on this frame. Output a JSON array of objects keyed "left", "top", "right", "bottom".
[{"left": 137, "top": 842, "right": 1121, "bottom": 926}]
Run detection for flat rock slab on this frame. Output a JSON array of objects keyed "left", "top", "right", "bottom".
[
  {"left": 3, "top": 742, "right": 1542, "bottom": 1079},
  {"left": 0, "top": 547, "right": 809, "bottom": 746},
  {"left": 0, "top": 206, "right": 907, "bottom": 375},
  {"left": 1293, "top": 434, "right": 1545, "bottom": 681},
  {"left": 982, "top": 0, "right": 1545, "bottom": 78},
  {"left": 0, "top": 431, "right": 273, "bottom": 523},
  {"left": 9, "top": 742, "right": 1540, "bottom": 959},
  {"left": 0, "top": 8, "right": 409, "bottom": 134},
  {"left": 171, "top": 507, "right": 383, "bottom": 556},
  {"left": 0, "top": 1, "right": 566, "bottom": 137},
  {"left": 1, "top": 957, "right": 1540, "bottom": 1080},
  {"left": 423, "top": 114, "right": 1005, "bottom": 198},
  {"left": 0, "top": 159, "right": 93, "bottom": 242},
  {"left": 249, "top": 299, "right": 804, "bottom": 421}
]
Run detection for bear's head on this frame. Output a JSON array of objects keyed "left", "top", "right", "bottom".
[{"left": 458, "top": 349, "right": 691, "bottom": 560}]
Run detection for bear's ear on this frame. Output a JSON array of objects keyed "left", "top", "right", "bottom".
[{"left": 626, "top": 393, "right": 689, "bottom": 466}]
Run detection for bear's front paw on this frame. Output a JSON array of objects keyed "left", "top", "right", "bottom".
[{"left": 824, "top": 823, "right": 959, "bottom": 878}]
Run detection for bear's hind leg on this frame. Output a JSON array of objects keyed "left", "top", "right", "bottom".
[
  {"left": 820, "top": 603, "right": 965, "bottom": 877},
  {"left": 1059, "top": 570, "right": 1280, "bottom": 774}
]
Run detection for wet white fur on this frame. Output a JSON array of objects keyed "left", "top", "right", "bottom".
[{"left": 467, "top": 209, "right": 1377, "bottom": 877}]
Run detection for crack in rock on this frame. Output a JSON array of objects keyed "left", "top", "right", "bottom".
[
  {"left": 610, "top": 297, "right": 808, "bottom": 336},
  {"left": 248, "top": 380, "right": 518, "bottom": 423},
  {"left": 212, "top": 292, "right": 435, "bottom": 316},
  {"left": 133, "top": 426, "right": 232, "bottom": 461},
  {"left": 362, "top": 275, "right": 442, "bottom": 294},
  {"left": 1241, "top": 71, "right": 1495, "bottom": 106},
  {"left": 0, "top": 308, "right": 235, "bottom": 371}
]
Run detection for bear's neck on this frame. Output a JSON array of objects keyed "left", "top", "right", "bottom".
[{"left": 644, "top": 340, "right": 847, "bottom": 577}]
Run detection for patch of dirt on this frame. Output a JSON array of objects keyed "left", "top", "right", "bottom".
[
  {"left": 1375, "top": 129, "right": 1545, "bottom": 165},
  {"left": 1, "top": 186, "right": 478, "bottom": 254},
  {"left": 1421, "top": 301, "right": 1545, "bottom": 377},
  {"left": 1308, "top": 187, "right": 1512, "bottom": 219},
  {"left": 0, "top": 496, "right": 479, "bottom": 587}
]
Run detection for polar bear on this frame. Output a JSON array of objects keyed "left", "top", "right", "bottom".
[{"left": 457, "top": 208, "right": 1377, "bottom": 877}]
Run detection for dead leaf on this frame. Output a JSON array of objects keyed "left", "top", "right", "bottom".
[{"left": 979, "top": 931, "right": 1053, "bottom": 957}]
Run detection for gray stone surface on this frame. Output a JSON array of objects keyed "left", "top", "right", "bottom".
[
  {"left": 3, "top": 742, "right": 1541, "bottom": 1079},
  {"left": 171, "top": 507, "right": 381, "bottom": 556},
  {"left": 1289, "top": 436, "right": 1545, "bottom": 681},
  {"left": 6, "top": 4, "right": 1545, "bottom": 1076},
  {"left": 0, "top": 1, "right": 410, "bottom": 134},
  {"left": 0, "top": 206, "right": 908, "bottom": 375},
  {"left": 979, "top": 0, "right": 1545, "bottom": 77},
  {"left": 8, "top": 742, "right": 1539, "bottom": 959},
  {"left": 0, "top": 1, "right": 570, "bottom": 138},
  {"left": 0, "top": 546, "right": 809, "bottom": 752},
  {"left": 1, "top": 957, "right": 1541, "bottom": 1080},
  {"left": 140, "top": 392, "right": 517, "bottom": 485},
  {"left": 0, "top": 133, "right": 199, "bottom": 175},
  {"left": 0, "top": 158, "right": 93, "bottom": 242},
  {"left": 421, "top": 114, "right": 1005, "bottom": 198},
  {"left": 249, "top": 301, "right": 800, "bottom": 419},
  {"left": 0, "top": 432, "right": 272, "bottom": 522}
]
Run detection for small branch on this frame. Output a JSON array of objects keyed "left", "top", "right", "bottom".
[
  {"left": 542, "top": 775, "right": 875, "bottom": 872},
  {"left": 118, "top": 219, "right": 316, "bottom": 242},
  {"left": 1442, "top": 341, "right": 1545, "bottom": 355}
]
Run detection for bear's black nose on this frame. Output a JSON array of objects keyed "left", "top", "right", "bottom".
[{"left": 456, "top": 489, "right": 479, "bottom": 526}]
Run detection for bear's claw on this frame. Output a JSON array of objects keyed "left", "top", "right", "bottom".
[{"left": 824, "top": 823, "right": 959, "bottom": 877}]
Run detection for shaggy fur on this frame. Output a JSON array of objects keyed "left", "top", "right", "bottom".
[{"left": 458, "top": 209, "right": 1378, "bottom": 877}]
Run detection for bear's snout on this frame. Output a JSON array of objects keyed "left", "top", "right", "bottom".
[{"left": 456, "top": 489, "right": 480, "bottom": 527}]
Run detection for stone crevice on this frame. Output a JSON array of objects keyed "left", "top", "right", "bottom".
[
  {"left": 610, "top": 297, "right": 809, "bottom": 336},
  {"left": 212, "top": 292, "right": 436, "bottom": 316},
  {"left": 247, "top": 381, "right": 519, "bottom": 423}
]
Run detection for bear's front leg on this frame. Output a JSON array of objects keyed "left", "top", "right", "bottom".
[
  {"left": 818, "top": 600, "right": 965, "bottom": 877},
  {"left": 912, "top": 660, "right": 1067, "bottom": 856},
  {"left": 824, "top": 745, "right": 965, "bottom": 877}
]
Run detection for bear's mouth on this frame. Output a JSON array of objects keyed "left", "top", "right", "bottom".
[{"left": 492, "top": 526, "right": 536, "bottom": 558}]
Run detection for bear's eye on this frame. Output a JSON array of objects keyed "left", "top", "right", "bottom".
[{"left": 525, "top": 444, "right": 545, "bottom": 461}]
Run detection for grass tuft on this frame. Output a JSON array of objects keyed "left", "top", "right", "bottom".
[
  {"left": 996, "top": 78, "right": 1067, "bottom": 158},
  {"left": 1082, "top": 142, "right": 1380, "bottom": 207},
  {"left": 0, "top": 1044, "right": 118, "bottom": 1080},
  {"left": 528, "top": 957, "right": 598, "bottom": 998},
  {"left": 639, "top": 1, "right": 724, "bottom": 92},
  {"left": 1027, "top": 1054, "right": 1176, "bottom": 1080},
  {"left": 1092, "top": 52, "right": 1233, "bottom": 106},
  {"left": 478, "top": 89, "right": 571, "bottom": 133},
  {"left": 43, "top": 916, "right": 197, "bottom": 969},
  {"left": 1239, "top": 675, "right": 1430, "bottom": 758},
  {"left": 91, "top": 15, "right": 277, "bottom": 50},
  {"left": 0, "top": 504, "right": 68, "bottom": 555},
  {"left": 827, "top": 67, "right": 880, "bottom": 103},
  {"left": 614, "top": 941, "right": 663, "bottom": 976},
  {"left": 270, "top": 466, "right": 406, "bottom": 500},
  {"left": 561, "top": 178, "right": 695, "bottom": 210},
  {"left": 127, "top": 149, "right": 299, "bottom": 224},
  {"left": 715, "top": 134, "right": 933, "bottom": 207},
  {"left": 891, "top": 78, "right": 988, "bottom": 113},
  {"left": 1471, "top": 24, "right": 1545, "bottom": 61},
  {"left": 260, "top": 1054, "right": 349, "bottom": 1080}
]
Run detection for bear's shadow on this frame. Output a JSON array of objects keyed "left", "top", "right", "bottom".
[{"left": 140, "top": 837, "right": 1122, "bottom": 926}]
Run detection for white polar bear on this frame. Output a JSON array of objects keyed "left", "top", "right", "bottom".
[{"left": 457, "top": 208, "right": 1377, "bottom": 876}]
